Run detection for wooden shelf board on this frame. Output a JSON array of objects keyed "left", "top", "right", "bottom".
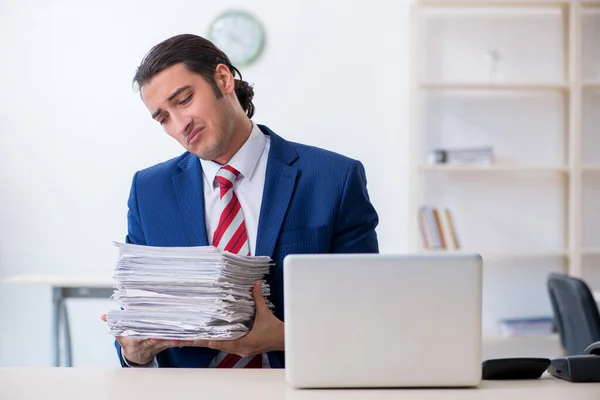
[
  {"left": 419, "top": 165, "right": 569, "bottom": 172},
  {"left": 417, "top": 1, "right": 571, "bottom": 7},
  {"left": 420, "top": 250, "right": 569, "bottom": 258},
  {"left": 419, "top": 82, "right": 568, "bottom": 91},
  {"left": 582, "top": 249, "right": 600, "bottom": 256}
]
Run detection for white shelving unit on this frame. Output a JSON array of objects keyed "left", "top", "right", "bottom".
[{"left": 410, "top": 0, "right": 600, "bottom": 332}]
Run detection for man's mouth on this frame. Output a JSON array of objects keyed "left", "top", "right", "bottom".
[{"left": 186, "top": 126, "right": 204, "bottom": 145}]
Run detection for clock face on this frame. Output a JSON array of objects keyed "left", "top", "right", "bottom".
[{"left": 208, "top": 10, "right": 265, "bottom": 67}]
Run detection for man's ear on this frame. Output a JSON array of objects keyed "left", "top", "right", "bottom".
[{"left": 214, "top": 64, "right": 235, "bottom": 95}]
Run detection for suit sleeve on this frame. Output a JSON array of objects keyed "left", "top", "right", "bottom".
[
  {"left": 331, "top": 160, "right": 379, "bottom": 253},
  {"left": 125, "top": 171, "right": 147, "bottom": 246},
  {"left": 116, "top": 171, "right": 148, "bottom": 368}
]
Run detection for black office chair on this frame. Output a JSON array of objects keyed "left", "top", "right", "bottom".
[{"left": 547, "top": 273, "right": 600, "bottom": 355}]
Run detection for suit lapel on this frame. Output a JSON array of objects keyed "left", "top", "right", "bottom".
[
  {"left": 255, "top": 126, "right": 299, "bottom": 258},
  {"left": 172, "top": 153, "right": 209, "bottom": 246}
]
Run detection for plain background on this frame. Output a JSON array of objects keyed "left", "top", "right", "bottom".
[{"left": 0, "top": 0, "right": 571, "bottom": 366}]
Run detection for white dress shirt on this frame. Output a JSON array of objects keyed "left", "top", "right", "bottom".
[
  {"left": 202, "top": 122, "right": 271, "bottom": 368},
  {"left": 124, "top": 121, "right": 271, "bottom": 368},
  {"left": 200, "top": 121, "right": 270, "bottom": 256}
]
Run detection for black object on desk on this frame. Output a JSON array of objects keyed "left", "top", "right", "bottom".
[
  {"left": 584, "top": 341, "right": 600, "bottom": 355},
  {"left": 482, "top": 358, "right": 551, "bottom": 380},
  {"left": 547, "top": 356, "right": 600, "bottom": 382},
  {"left": 547, "top": 340, "right": 600, "bottom": 382}
]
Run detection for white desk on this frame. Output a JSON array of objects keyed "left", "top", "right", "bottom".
[
  {"left": 3, "top": 274, "right": 113, "bottom": 367},
  {"left": 1, "top": 369, "right": 599, "bottom": 400},
  {"left": 3, "top": 274, "right": 600, "bottom": 368}
]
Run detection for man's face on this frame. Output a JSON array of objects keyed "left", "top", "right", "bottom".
[{"left": 141, "top": 63, "right": 236, "bottom": 161}]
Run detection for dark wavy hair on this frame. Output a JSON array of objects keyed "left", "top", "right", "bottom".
[{"left": 133, "top": 34, "right": 255, "bottom": 118}]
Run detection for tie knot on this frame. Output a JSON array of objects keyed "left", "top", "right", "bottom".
[{"left": 215, "top": 165, "right": 240, "bottom": 189}]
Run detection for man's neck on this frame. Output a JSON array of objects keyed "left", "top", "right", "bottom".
[{"left": 213, "top": 117, "right": 253, "bottom": 165}]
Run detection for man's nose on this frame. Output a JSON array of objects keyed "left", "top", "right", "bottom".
[{"left": 172, "top": 114, "right": 192, "bottom": 138}]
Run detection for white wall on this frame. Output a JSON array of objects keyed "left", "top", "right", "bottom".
[
  {"left": 0, "top": 1, "right": 577, "bottom": 367},
  {"left": 0, "top": 0, "right": 410, "bottom": 366}
]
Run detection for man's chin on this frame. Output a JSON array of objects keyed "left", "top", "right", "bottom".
[{"left": 190, "top": 145, "right": 221, "bottom": 162}]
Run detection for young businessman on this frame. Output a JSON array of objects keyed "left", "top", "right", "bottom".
[{"left": 107, "top": 33, "right": 379, "bottom": 368}]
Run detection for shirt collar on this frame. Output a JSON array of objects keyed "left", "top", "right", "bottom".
[{"left": 199, "top": 122, "right": 266, "bottom": 187}]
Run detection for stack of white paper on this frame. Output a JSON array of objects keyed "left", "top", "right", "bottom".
[{"left": 107, "top": 242, "right": 273, "bottom": 341}]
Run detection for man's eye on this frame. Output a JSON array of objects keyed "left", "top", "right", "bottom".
[
  {"left": 180, "top": 95, "right": 192, "bottom": 105},
  {"left": 159, "top": 116, "right": 169, "bottom": 125}
]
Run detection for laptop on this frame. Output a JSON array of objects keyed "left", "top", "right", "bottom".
[{"left": 283, "top": 253, "right": 482, "bottom": 388}]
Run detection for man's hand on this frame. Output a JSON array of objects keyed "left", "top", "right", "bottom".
[
  {"left": 189, "top": 280, "right": 285, "bottom": 358},
  {"left": 100, "top": 314, "right": 181, "bottom": 365}
]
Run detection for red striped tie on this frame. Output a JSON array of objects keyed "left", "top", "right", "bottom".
[{"left": 213, "top": 165, "right": 262, "bottom": 369}]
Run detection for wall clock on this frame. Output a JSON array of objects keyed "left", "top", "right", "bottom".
[{"left": 208, "top": 10, "right": 266, "bottom": 67}]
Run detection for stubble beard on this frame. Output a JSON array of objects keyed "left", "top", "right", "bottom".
[{"left": 195, "top": 120, "right": 235, "bottom": 162}]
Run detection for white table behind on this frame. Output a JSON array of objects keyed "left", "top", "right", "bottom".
[
  {"left": 2, "top": 274, "right": 114, "bottom": 367},
  {"left": 3, "top": 274, "right": 113, "bottom": 287}
]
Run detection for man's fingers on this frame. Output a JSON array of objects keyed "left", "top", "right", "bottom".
[
  {"left": 142, "top": 339, "right": 178, "bottom": 349},
  {"left": 115, "top": 336, "right": 133, "bottom": 348},
  {"left": 118, "top": 337, "right": 159, "bottom": 351},
  {"left": 207, "top": 340, "right": 229, "bottom": 352},
  {"left": 114, "top": 337, "right": 173, "bottom": 365},
  {"left": 186, "top": 340, "right": 210, "bottom": 347},
  {"left": 153, "top": 340, "right": 180, "bottom": 352},
  {"left": 253, "top": 281, "right": 267, "bottom": 309},
  {"left": 101, "top": 314, "right": 107, "bottom": 322}
]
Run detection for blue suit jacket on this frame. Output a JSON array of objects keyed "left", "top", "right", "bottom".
[{"left": 115, "top": 124, "right": 379, "bottom": 368}]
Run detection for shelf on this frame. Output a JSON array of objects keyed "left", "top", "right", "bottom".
[
  {"left": 419, "top": 82, "right": 568, "bottom": 91},
  {"left": 582, "top": 248, "right": 600, "bottom": 256},
  {"left": 420, "top": 250, "right": 569, "bottom": 258},
  {"left": 418, "top": 165, "right": 569, "bottom": 173},
  {"left": 583, "top": 82, "right": 600, "bottom": 89},
  {"left": 417, "top": 1, "right": 571, "bottom": 7}
]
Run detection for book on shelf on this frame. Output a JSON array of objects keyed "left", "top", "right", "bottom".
[
  {"left": 497, "top": 316, "right": 555, "bottom": 337},
  {"left": 428, "top": 147, "right": 494, "bottom": 166},
  {"left": 418, "top": 206, "right": 460, "bottom": 250}
]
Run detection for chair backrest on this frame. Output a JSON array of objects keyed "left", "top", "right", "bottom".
[{"left": 547, "top": 273, "right": 600, "bottom": 355}]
